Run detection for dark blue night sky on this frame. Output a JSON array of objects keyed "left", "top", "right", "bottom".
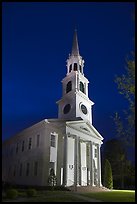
[{"left": 2, "top": 2, "right": 135, "bottom": 147}]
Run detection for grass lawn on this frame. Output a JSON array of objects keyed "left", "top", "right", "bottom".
[
  {"left": 3, "top": 189, "right": 135, "bottom": 202},
  {"left": 81, "top": 190, "right": 135, "bottom": 202},
  {"left": 27, "top": 195, "right": 84, "bottom": 202},
  {"left": 3, "top": 191, "right": 89, "bottom": 202},
  {"left": 26, "top": 191, "right": 86, "bottom": 202}
]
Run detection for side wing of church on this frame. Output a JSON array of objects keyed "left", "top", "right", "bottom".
[{"left": 2, "top": 30, "right": 103, "bottom": 187}]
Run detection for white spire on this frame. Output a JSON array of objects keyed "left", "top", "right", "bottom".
[
  {"left": 66, "top": 29, "right": 84, "bottom": 75},
  {"left": 71, "top": 29, "right": 80, "bottom": 56}
]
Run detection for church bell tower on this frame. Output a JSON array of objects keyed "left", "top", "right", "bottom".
[{"left": 57, "top": 30, "right": 94, "bottom": 124}]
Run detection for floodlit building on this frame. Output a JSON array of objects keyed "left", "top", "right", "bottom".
[{"left": 2, "top": 30, "right": 103, "bottom": 187}]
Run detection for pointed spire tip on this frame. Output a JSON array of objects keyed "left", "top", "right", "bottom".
[{"left": 71, "top": 29, "right": 80, "bottom": 56}]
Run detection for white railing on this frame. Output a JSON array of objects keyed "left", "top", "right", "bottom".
[{"left": 67, "top": 179, "right": 74, "bottom": 186}]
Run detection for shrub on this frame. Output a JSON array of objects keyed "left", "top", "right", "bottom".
[
  {"left": 104, "top": 159, "right": 113, "bottom": 189},
  {"left": 6, "top": 189, "right": 18, "bottom": 199},
  {"left": 48, "top": 168, "right": 57, "bottom": 188},
  {"left": 26, "top": 188, "right": 37, "bottom": 197}
]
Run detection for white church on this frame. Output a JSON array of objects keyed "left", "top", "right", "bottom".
[{"left": 2, "top": 30, "right": 103, "bottom": 187}]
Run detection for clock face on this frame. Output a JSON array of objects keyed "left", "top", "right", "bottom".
[
  {"left": 81, "top": 104, "right": 87, "bottom": 114},
  {"left": 63, "top": 104, "right": 71, "bottom": 114}
]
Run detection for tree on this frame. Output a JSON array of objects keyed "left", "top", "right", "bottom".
[
  {"left": 103, "top": 138, "right": 135, "bottom": 189},
  {"left": 48, "top": 168, "right": 57, "bottom": 188},
  {"left": 114, "top": 55, "right": 135, "bottom": 148},
  {"left": 103, "top": 159, "right": 113, "bottom": 189}
]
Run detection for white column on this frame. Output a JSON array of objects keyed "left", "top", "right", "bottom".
[
  {"left": 74, "top": 135, "right": 78, "bottom": 189},
  {"left": 87, "top": 142, "right": 90, "bottom": 185},
  {"left": 90, "top": 141, "right": 94, "bottom": 186},
  {"left": 89, "top": 142, "right": 91, "bottom": 185},
  {"left": 97, "top": 144, "right": 102, "bottom": 187},
  {"left": 63, "top": 134, "right": 68, "bottom": 186},
  {"left": 77, "top": 137, "right": 81, "bottom": 185},
  {"left": 72, "top": 63, "right": 74, "bottom": 72},
  {"left": 77, "top": 75, "right": 79, "bottom": 91},
  {"left": 85, "top": 83, "right": 88, "bottom": 96}
]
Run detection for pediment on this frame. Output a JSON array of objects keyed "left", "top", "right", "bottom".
[{"left": 66, "top": 120, "right": 103, "bottom": 141}]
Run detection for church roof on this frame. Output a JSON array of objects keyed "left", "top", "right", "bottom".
[{"left": 71, "top": 29, "right": 80, "bottom": 56}]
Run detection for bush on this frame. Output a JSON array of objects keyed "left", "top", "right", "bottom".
[
  {"left": 48, "top": 168, "right": 57, "bottom": 187},
  {"left": 103, "top": 159, "right": 113, "bottom": 189},
  {"left": 26, "top": 188, "right": 37, "bottom": 197},
  {"left": 6, "top": 189, "right": 18, "bottom": 199}
]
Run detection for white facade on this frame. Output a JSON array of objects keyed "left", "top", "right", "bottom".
[{"left": 2, "top": 30, "right": 103, "bottom": 187}]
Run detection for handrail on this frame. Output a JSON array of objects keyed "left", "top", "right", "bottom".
[
  {"left": 67, "top": 179, "right": 74, "bottom": 186},
  {"left": 67, "top": 179, "right": 88, "bottom": 186}
]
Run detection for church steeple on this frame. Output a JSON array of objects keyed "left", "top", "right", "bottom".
[
  {"left": 57, "top": 30, "right": 94, "bottom": 124},
  {"left": 66, "top": 30, "right": 84, "bottom": 75},
  {"left": 71, "top": 29, "right": 80, "bottom": 56}
]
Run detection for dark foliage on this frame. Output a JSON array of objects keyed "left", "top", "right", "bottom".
[
  {"left": 102, "top": 138, "right": 135, "bottom": 189},
  {"left": 103, "top": 159, "right": 113, "bottom": 189},
  {"left": 26, "top": 188, "right": 37, "bottom": 197},
  {"left": 6, "top": 188, "right": 18, "bottom": 199}
]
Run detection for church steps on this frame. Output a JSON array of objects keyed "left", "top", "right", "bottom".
[{"left": 68, "top": 185, "right": 110, "bottom": 192}]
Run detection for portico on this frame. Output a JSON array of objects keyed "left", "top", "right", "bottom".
[{"left": 62, "top": 120, "right": 103, "bottom": 187}]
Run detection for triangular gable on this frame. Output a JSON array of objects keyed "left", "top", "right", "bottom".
[{"left": 66, "top": 120, "right": 103, "bottom": 141}]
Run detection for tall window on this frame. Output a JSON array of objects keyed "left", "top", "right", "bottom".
[
  {"left": 37, "top": 135, "right": 40, "bottom": 147},
  {"left": 28, "top": 138, "right": 32, "bottom": 150},
  {"left": 26, "top": 163, "right": 29, "bottom": 176},
  {"left": 22, "top": 141, "right": 25, "bottom": 152},
  {"left": 34, "top": 161, "right": 38, "bottom": 176},
  {"left": 74, "top": 63, "right": 77, "bottom": 71},
  {"left": 94, "top": 148, "right": 97, "bottom": 158},
  {"left": 50, "top": 134, "right": 56, "bottom": 147},
  {"left": 19, "top": 163, "right": 22, "bottom": 176},
  {"left": 69, "top": 64, "right": 72, "bottom": 73},
  {"left": 86, "top": 145, "right": 90, "bottom": 157},
  {"left": 66, "top": 81, "right": 72, "bottom": 93},
  {"left": 80, "top": 81, "right": 85, "bottom": 93}
]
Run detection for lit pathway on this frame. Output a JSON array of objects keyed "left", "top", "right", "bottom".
[{"left": 70, "top": 192, "right": 103, "bottom": 202}]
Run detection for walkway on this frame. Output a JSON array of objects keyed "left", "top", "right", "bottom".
[{"left": 71, "top": 192, "right": 103, "bottom": 202}]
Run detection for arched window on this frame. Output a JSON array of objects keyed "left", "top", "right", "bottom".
[
  {"left": 74, "top": 63, "right": 77, "bottom": 71},
  {"left": 80, "top": 81, "right": 85, "bottom": 93},
  {"left": 66, "top": 81, "right": 72, "bottom": 93},
  {"left": 69, "top": 64, "right": 72, "bottom": 73}
]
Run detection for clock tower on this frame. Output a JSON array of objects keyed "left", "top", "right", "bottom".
[{"left": 57, "top": 30, "right": 94, "bottom": 124}]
